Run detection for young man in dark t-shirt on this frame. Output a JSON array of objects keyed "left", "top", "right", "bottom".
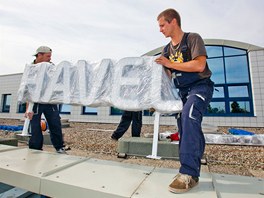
[{"left": 155, "top": 8, "right": 214, "bottom": 193}]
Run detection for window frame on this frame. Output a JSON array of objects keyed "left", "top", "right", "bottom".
[
  {"left": 59, "top": 104, "right": 71, "bottom": 114},
  {"left": 205, "top": 45, "right": 253, "bottom": 117},
  {"left": 82, "top": 106, "right": 98, "bottom": 115},
  {"left": 2, "top": 94, "right": 12, "bottom": 113}
]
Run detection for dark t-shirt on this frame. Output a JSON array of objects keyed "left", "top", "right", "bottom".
[{"left": 162, "top": 32, "right": 212, "bottom": 79}]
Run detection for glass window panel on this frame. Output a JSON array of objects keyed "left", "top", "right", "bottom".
[
  {"left": 143, "top": 110, "right": 154, "bottom": 116},
  {"left": 225, "top": 56, "right": 249, "bottom": 83},
  {"left": 207, "top": 58, "right": 225, "bottom": 84},
  {"left": 110, "top": 107, "right": 123, "bottom": 115},
  {"left": 207, "top": 102, "right": 226, "bottom": 114},
  {"left": 205, "top": 46, "right": 223, "bottom": 58},
  {"left": 5, "top": 95, "right": 11, "bottom": 105},
  {"left": 213, "top": 87, "right": 224, "bottom": 98},
  {"left": 83, "top": 106, "right": 97, "bottom": 115},
  {"left": 228, "top": 86, "right": 249, "bottom": 97},
  {"left": 18, "top": 103, "right": 27, "bottom": 113},
  {"left": 224, "top": 47, "right": 246, "bottom": 56},
  {"left": 230, "top": 101, "right": 250, "bottom": 113},
  {"left": 59, "top": 104, "right": 71, "bottom": 114}
]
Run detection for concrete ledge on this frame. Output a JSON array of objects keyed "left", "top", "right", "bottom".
[
  {"left": 0, "top": 146, "right": 262, "bottom": 197},
  {"left": 0, "top": 138, "right": 18, "bottom": 146},
  {"left": 117, "top": 137, "right": 179, "bottom": 159}
]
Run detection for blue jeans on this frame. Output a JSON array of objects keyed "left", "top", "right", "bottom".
[
  {"left": 29, "top": 103, "right": 64, "bottom": 150},
  {"left": 177, "top": 78, "right": 214, "bottom": 177},
  {"left": 112, "top": 111, "right": 142, "bottom": 139}
]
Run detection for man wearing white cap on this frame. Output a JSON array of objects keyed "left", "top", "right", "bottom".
[
  {"left": 25, "top": 46, "right": 66, "bottom": 154},
  {"left": 33, "top": 46, "right": 52, "bottom": 61}
]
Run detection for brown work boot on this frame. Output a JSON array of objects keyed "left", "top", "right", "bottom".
[{"left": 168, "top": 173, "right": 199, "bottom": 193}]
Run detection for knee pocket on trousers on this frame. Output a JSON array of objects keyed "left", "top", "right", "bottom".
[{"left": 188, "top": 94, "right": 207, "bottom": 122}]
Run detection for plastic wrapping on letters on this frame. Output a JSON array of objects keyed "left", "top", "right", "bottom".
[
  {"left": 205, "top": 134, "right": 264, "bottom": 146},
  {"left": 17, "top": 56, "right": 182, "bottom": 113}
]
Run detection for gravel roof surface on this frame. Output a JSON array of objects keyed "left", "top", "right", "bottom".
[{"left": 0, "top": 118, "right": 263, "bottom": 178}]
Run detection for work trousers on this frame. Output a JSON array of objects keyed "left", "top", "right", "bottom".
[
  {"left": 112, "top": 111, "right": 142, "bottom": 139},
  {"left": 177, "top": 78, "right": 214, "bottom": 177},
  {"left": 29, "top": 103, "right": 64, "bottom": 150}
]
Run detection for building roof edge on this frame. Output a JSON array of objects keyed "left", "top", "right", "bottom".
[{"left": 144, "top": 39, "right": 264, "bottom": 56}]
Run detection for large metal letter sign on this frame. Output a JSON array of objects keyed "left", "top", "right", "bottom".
[{"left": 18, "top": 56, "right": 182, "bottom": 113}]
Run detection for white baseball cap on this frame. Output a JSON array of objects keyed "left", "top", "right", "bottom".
[{"left": 33, "top": 46, "right": 52, "bottom": 56}]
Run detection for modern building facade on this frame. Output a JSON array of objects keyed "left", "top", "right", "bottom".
[{"left": 1, "top": 39, "right": 263, "bottom": 127}]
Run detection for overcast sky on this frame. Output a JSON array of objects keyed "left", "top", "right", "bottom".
[{"left": 0, "top": 0, "right": 263, "bottom": 75}]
